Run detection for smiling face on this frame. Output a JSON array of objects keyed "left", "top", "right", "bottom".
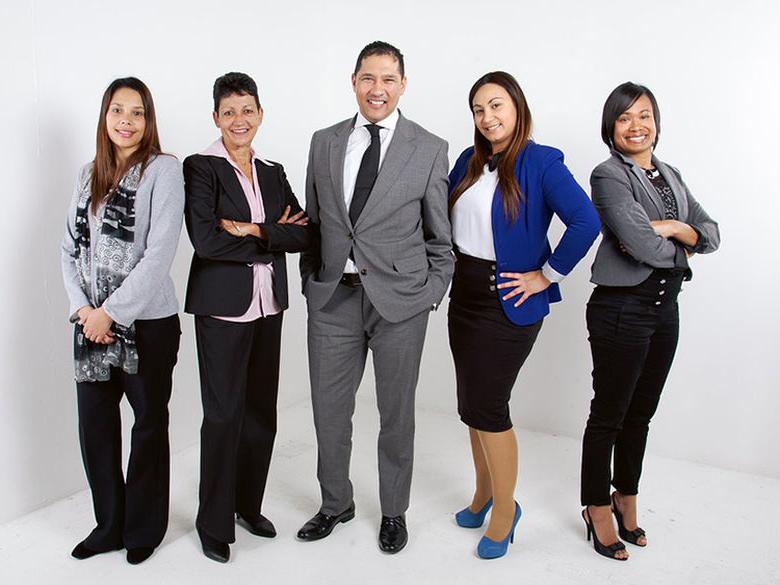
[
  {"left": 472, "top": 83, "right": 518, "bottom": 154},
  {"left": 105, "top": 87, "right": 146, "bottom": 160},
  {"left": 612, "top": 94, "right": 657, "bottom": 163},
  {"left": 352, "top": 54, "right": 406, "bottom": 123},
  {"left": 213, "top": 92, "right": 262, "bottom": 151}
]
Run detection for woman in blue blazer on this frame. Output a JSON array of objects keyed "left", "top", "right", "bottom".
[
  {"left": 448, "top": 71, "right": 600, "bottom": 559},
  {"left": 580, "top": 82, "right": 719, "bottom": 561}
]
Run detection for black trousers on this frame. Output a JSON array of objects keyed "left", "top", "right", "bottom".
[
  {"left": 195, "top": 313, "right": 282, "bottom": 543},
  {"left": 580, "top": 271, "right": 684, "bottom": 506},
  {"left": 75, "top": 314, "right": 180, "bottom": 551}
]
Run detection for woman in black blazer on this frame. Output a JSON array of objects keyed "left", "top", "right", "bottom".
[
  {"left": 183, "top": 72, "right": 310, "bottom": 563},
  {"left": 580, "top": 82, "right": 720, "bottom": 560}
]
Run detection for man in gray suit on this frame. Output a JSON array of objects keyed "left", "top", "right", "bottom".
[{"left": 297, "top": 41, "right": 453, "bottom": 553}]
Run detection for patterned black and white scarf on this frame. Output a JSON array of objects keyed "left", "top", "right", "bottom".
[{"left": 72, "top": 165, "right": 141, "bottom": 382}]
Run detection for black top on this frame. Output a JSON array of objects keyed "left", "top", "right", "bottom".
[{"left": 645, "top": 167, "right": 678, "bottom": 220}]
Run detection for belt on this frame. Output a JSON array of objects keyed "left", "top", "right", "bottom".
[{"left": 340, "top": 273, "right": 362, "bottom": 288}]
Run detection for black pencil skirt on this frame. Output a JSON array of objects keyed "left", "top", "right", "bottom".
[{"left": 448, "top": 252, "right": 543, "bottom": 432}]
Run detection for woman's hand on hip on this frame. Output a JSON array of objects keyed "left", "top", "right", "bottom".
[
  {"left": 82, "top": 307, "right": 114, "bottom": 342},
  {"left": 497, "top": 270, "right": 551, "bottom": 307}
]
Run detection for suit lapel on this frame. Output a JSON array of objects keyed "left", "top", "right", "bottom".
[
  {"left": 329, "top": 118, "right": 353, "bottom": 226},
  {"left": 212, "top": 157, "right": 252, "bottom": 219},
  {"left": 354, "top": 113, "right": 416, "bottom": 228},
  {"left": 654, "top": 159, "right": 688, "bottom": 220},
  {"left": 255, "top": 160, "right": 281, "bottom": 221},
  {"left": 613, "top": 151, "right": 664, "bottom": 218},
  {"left": 629, "top": 165, "right": 664, "bottom": 218}
]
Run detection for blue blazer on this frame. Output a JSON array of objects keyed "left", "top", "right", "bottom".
[{"left": 449, "top": 142, "right": 600, "bottom": 325}]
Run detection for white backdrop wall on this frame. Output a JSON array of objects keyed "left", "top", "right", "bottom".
[{"left": 0, "top": 0, "right": 777, "bottom": 523}]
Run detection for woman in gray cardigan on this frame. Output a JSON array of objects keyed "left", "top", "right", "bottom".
[
  {"left": 60, "top": 77, "right": 184, "bottom": 565},
  {"left": 579, "top": 82, "right": 719, "bottom": 560}
]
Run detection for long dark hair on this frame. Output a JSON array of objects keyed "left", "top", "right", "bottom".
[
  {"left": 601, "top": 81, "right": 661, "bottom": 151},
  {"left": 91, "top": 77, "right": 161, "bottom": 213},
  {"left": 450, "top": 71, "right": 532, "bottom": 222}
]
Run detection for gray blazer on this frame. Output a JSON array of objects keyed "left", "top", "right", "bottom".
[
  {"left": 590, "top": 150, "right": 720, "bottom": 286},
  {"left": 300, "top": 112, "right": 454, "bottom": 323},
  {"left": 61, "top": 155, "right": 184, "bottom": 326}
]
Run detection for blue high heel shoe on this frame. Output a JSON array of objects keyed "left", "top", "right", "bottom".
[
  {"left": 455, "top": 498, "right": 493, "bottom": 528},
  {"left": 476, "top": 501, "right": 521, "bottom": 559}
]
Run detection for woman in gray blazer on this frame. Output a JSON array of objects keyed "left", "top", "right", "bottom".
[
  {"left": 61, "top": 77, "right": 184, "bottom": 565},
  {"left": 579, "top": 82, "right": 719, "bottom": 560}
]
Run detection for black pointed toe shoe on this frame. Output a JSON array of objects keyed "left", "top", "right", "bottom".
[
  {"left": 71, "top": 540, "right": 121, "bottom": 560},
  {"left": 126, "top": 546, "right": 155, "bottom": 565},
  {"left": 236, "top": 512, "right": 277, "bottom": 538},
  {"left": 198, "top": 529, "right": 230, "bottom": 563}
]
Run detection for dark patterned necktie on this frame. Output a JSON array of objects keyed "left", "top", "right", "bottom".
[{"left": 349, "top": 124, "right": 382, "bottom": 225}]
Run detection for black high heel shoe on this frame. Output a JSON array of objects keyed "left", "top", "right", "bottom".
[
  {"left": 581, "top": 508, "right": 628, "bottom": 561},
  {"left": 611, "top": 492, "right": 646, "bottom": 547}
]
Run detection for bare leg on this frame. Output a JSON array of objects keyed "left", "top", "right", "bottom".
[
  {"left": 477, "top": 428, "right": 518, "bottom": 541},
  {"left": 467, "top": 427, "right": 492, "bottom": 512},
  {"left": 587, "top": 505, "right": 629, "bottom": 560},
  {"left": 612, "top": 492, "right": 647, "bottom": 546}
]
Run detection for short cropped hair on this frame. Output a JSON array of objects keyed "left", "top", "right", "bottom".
[
  {"left": 354, "top": 41, "right": 405, "bottom": 78},
  {"left": 213, "top": 72, "right": 260, "bottom": 112}
]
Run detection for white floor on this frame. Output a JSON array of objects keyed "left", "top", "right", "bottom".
[{"left": 1, "top": 396, "right": 777, "bottom": 585}]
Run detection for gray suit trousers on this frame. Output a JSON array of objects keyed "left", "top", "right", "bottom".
[{"left": 307, "top": 283, "right": 429, "bottom": 517}]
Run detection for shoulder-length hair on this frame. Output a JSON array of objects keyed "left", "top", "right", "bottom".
[
  {"left": 601, "top": 82, "right": 661, "bottom": 151},
  {"left": 91, "top": 77, "right": 161, "bottom": 213},
  {"left": 450, "top": 71, "right": 532, "bottom": 222}
]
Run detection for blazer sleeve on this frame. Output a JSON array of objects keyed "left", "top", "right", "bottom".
[
  {"left": 590, "top": 163, "right": 681, "bottom": 268},
  {"left": 299, "top": 134, "right": 322, "bottom": 288},
  {"left": 670, "top": 166, "right": 720, "bottom": 254},
  {"left": 184, "top": 155, "right": 273, "bottom": 264},
  {"left": 540, "top": 151, "right": 601, "bottom": 276},
  {"left": 101, "top": 157, "right": 184, "bottom": 326},
  {"left": 258, "top": 164, "right": 313, "bottom": 253},
  {"left": 421, "top": 140, "right": 455, "bottom": 304},
  {"left": 60, "top": 165, "right": 92, "bottom": 316}
]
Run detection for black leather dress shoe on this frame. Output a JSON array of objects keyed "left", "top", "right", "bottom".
[
  {"left": 297, "top": 503, "right": 355, "bottom": 541},
  {"left": 236, "top": 512, "right": 277, "bottom": 538},
  {"left": 71, "top": 541, "right": 99, "bottom": 560},
  {"left": 126, "top": 546, "right": 154, "bottom": 565},
  {"left": 378, "top": 515, "right": 408, "bottom": 553},
  {"left": 71, "top": 540, "right": 121, "bottom": 560},
  {"left": 198, "top": 529, "right": 230, "bottom": 563}
]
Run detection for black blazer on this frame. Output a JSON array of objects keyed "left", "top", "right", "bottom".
[{"left": 183, "top": 154, "right": 311, "bottom": 316}]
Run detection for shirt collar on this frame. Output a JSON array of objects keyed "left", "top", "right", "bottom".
[
  {"left": 611, "top": 147, "right": 660, "bottom": 170},
  {"left": 354, "top": 108, "right": 399, "bottom": 131},
  {"left": 200, "top": 138, "right": 257, "bottom": 163}
]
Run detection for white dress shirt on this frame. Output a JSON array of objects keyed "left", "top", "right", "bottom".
[
  {"left": 451, "top": 165, "right": 498, "bottom": 261},
  {"left": 451, "top": 164, "right": 566, "bottom": 283},
  {"left": 342, "top": 109, "right": 399, "bottom": 273}
]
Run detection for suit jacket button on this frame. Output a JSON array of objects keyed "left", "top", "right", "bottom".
[
  {"left": 489, "top": 285, "right": 496, "bottom": 292},
  {"left": 348, "top": 233, "right": 354, "bottom": 240},
  {"left": 360, "top": 268, "right": 367, "bottom": 275}
]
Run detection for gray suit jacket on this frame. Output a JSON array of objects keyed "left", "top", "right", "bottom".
[
  {"left": 590, "top": 150, "right": 720, "bottom": 286},
  {"left": 300, "top": 112, "right": 454, "bottom": 323}
]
